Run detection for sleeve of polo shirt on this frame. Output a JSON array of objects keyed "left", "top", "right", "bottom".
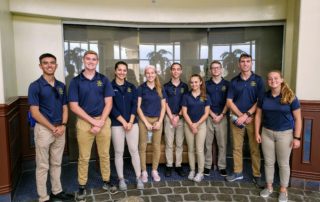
[
  {"left": 162, "top": 88, "right": 167, "bottom": 100},
  {"left": 257, "top": 94, "right": 264, "bottom": 109},
  {"left": 68, "top": 79, "right": 79, "bottom": 102},
  {"left": 227, "top": 81, "right": 235, "bottom": 99},
  {"left": 257, "top": 77, "right": 266, "bottom": 101},
  {"left": 28, "top": 82, "right": 40, "bottom": 106},
  {"left": 62, "top": 85, "right": 68, "bottom": 105},
  {"left": 181, "top": 94, "right": 187, "bottom": 107},
  {"left": 130, "top": 85, "right": 138, "bottom": 115},
  {"left": 290, "top": 96, "right": 301, "bottom": 111},
  {"left": 110, "top": 101, "right": 121, "bottom": 118},
  {"left": 104, "top": 77, "right": 115, "bottom": 97},
  {"left": 205, "top": 94, "right": 212, "bottom": 106},
  {"left": 137, "top": 86, "right": 142, "bottom": 98}
]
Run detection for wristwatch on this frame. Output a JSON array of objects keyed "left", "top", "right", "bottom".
[{"left": 245, "top": 111, "right": 252, "bottom": 117}]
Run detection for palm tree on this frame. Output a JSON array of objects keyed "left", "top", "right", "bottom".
[
  {"left": 64, "top": 47, "right": 86, "bottom": 75},
  {"left": 147, "top": 49, "right": 172, "bottom": 74},
  {"left": 220, "top": 49, "right": 246, "bottom": 80}
]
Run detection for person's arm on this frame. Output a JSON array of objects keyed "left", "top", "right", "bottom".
[
  {"left": 153, "top": 99, "right": 166, "bottom": 130},
  {"left": 30, "top": 106, "right": 57, "bottom": 133},
  {"left": 69, "top": 102, "right": 104, "bottom": 128},
  {"left": 195, "top": 106, "right": 210, "bottom": 125},
  {"left": 182, "top": 106, "right": 193, "bottom": 128},
  {"left": 55, "top": 104, "right": 68, "bottom": 136},
  {"left": 292, "top": 108, "right": 302, "bottom": 149},
  {"left": 254, "top": 107, "right": 262, "bottom": 143},
  {"left": 137, "top": 97, "right": 153, "bottom": 130}
]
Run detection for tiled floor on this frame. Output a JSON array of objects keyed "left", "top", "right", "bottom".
[{"left": 13, "top": 159, "right": 320, "bottom": 202}]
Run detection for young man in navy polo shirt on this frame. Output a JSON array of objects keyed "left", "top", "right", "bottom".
[
  {"left": 163, "top": 63, "right": 188, "bottom": 177},
  {"left": 28, "top": 53, "right": 73, "bottom": 202},
  {"left": 68, "top": 50, "right": 116, "bottom": 200},
  {"left": 226, "top": 53, "right": 265, "bottom": 187},
  {"left": 204, "top": 61, "right": 229, "bottom": 177}
]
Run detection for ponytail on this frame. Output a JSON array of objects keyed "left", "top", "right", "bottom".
[
  {"left": 155, "top": 75, "right": 163, "bottom": 99},
  {"left": 280, "top": 82, "right": 295, "bottom": 104}
]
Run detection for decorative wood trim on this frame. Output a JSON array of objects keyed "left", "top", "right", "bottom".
[{"left": 291, "top": 100, "right": 320, "bottom": 181}]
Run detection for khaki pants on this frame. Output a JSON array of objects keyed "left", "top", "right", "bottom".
[
  {"left": 205, "top": 116, "right": 228, "bottom": 170},
  {"left": 261, "top": 127, "right": 293, "bottom": 187},
  {"left": 112, "top": 124, "right": 141, "bottom": 179},
  {"left": 231, "top": 119, "right": 261, "bottom": 177},
  {"left": 77, "top": 118, "right": 111, "bottom": 185},
  {"left": 184, "top": 122, "right": 206, "bottom": 173},
  {"left": 34, "top": 123, "right": 65, "bottom": 202},
  {"left": 164, "top": 115, "right": 185, "bottom": 167},
  {"left": 138, "top": 117, "right": 162, "bottom": 171}
]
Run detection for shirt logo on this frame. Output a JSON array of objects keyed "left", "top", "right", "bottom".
[
  {"left": 97, "top": 80, "right": 103, "bottom": 87},
  {"left": 58, "top": 87, "right": 64, "bottom": 95},
  {"left": 221, "top": 86, "right": 227, "bottom": 92},
  {"left": 127, "top": 87, "right": 132, "bottom": 93},
  {"left": 250, "top": 81, "right": 257, "bottom": 87},
  {"left": 200, "top": 97, "right": 205, "bottom": 102},
  {"left": 180, "top": 88, "right": 185, "bottom": 94}
]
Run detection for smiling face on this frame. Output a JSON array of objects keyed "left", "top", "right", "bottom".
[
  {"left": 39, "top": 57, "right": 57, "bottom": 76},
  {"left": 83, "top": 53, "right": 98, "bottom": 71},
  {"left": 145, "top": 66, "right": 156, "bottom": 82},
  {"left": 239, "top": 56, "right": 252, "bottom": 73},
  {"left": 267, "top": 71, "right": 283, "bottom": 90},
  {"left": 210, "top": 62, "right": 222, "bottom": 77},
  {"left": 171, "top": 64, "right": 182, "bottom": 79},
  {"left": 190, "top": 76, "right": 202, "bottom": 91},
  {"left": 115, "top": 64, "right": 127, "bottom": 81}
]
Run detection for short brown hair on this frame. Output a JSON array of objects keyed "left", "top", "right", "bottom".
[
  {"left": 83, "top": 50, "right": 98, "bottom": 59},
  {"left": 239, "top": 53, "right": 252, "bottom": 62},
  {"left": 210, "top": 60, "right": 222, "bottom": 69}
]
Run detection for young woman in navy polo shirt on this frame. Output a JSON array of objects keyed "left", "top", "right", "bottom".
[
  {"left": 137, "top": 65, "right": 166, "bottom": 182},
  {"left": 110, "top": 61, "right": 144, "bottom": 190},
  {"left": 255, "top": 71, "right": 302, "bottom": 202},
  {"left": 181, "top": 74, "right": 211, "bottom": 182}
]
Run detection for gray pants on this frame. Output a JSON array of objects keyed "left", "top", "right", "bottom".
[
  {"left": 164, "top": 115, "right": 185, "bottom": 167},
  {"left": 205, "top": 116, "right": 228, "bottom": 170},
  {"left": 261, "top": 127, "right": 293, "bottom": 187}
]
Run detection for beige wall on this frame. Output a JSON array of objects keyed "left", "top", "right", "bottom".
[
  {"left": 13, "top": 16, "right": 64, "bottom": 96},
  {"left": 0, "top": 0, "right": 18, "bottom": 103},
  {"left": 295, "top": 0, "right": 320, "bottom": 100},
  {"left": 10, "top": 0, "right": 287, "bottom": 23}
]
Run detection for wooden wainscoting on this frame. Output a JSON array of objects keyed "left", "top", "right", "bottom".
[
  {"left": 0, "top": 97, "right": 21, "bottom": 194},
  {"left": 291, "top": 100, "right": 320, "bottom": 180}
]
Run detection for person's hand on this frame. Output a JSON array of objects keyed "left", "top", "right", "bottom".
[
  {"left": 52, "top": 126, "right": 60, "bottom": 137},
  {"left": 244, "top": 117, "right": 253, "bottom": 124},
  {"left": 236, "top": 114, "right": 247, "bottom": 125},
  {"left": 153, "top": 121, "right": 162, "bottom": 130},
  {"left": 255, "top": 133, "right": 262, "bottom": 143},
  {"left": 90, "top": 126, "right": 101, "bottom": 135},
  {"left": 145, "top": 121, "right": 153, "bottom": 131},
  {"left": 91, "top": 119, "right": 105, "bottom": 128},
  {"left": 126, "top": 122, "right": 133, "bottom": 131},
  {"left": 54, "top": 125, "right": 66, "bottom": 136},
  {"left": 213, "top": 114, "right": 224, "bottom": 123},
  {"left": 292, "top": 139, "right": 301, "bottom": 149},
  {"left": 172, "top": 115, "right": 179, "bottom": 128}
]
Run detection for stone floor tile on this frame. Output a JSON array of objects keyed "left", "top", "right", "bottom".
[
  {"left": 126, "top": 190, "right": 142, "bottom": 197},
  {"left": 188, "top": 187, "right": 203, "bottom": 193},
  {"left": 234, "top": 188, "right": 251, "bottom": 195},
  {"left": 211, "top": 181, "right": 225, "bottom": 187},
  {"left": 167, "top": 194, "right": 183, "bottom": 202},
  {"left": 166, "top": 181, "right": 181, "bottom": 187},
  {"left": 216, "top": 193, "right": 232, "bottom": 201},
  {"left": 184, "top": 193, "right": 199, "bottom": 201},
  {"left": 153, "top": 181, "right": 167, "bottom": 188},
  {"left": 203, "top": 187, "right": 219, "bottom": 193},
  {"left": 150, "top": 195, "right": 167, "bottom": 202},
  {"left": 196, "top": 181, "right": 210, "bottom": 186},
  {"left": 142, "top": 188, "right": 157, "bottom": 195},
  {"left": 232, "top": 194, "right": 249, "bottom": 202},
  {"left": 158, "top": 187, "right": 172, "bottom": 194},
  {"left": 173, "top": 187, "right": 188, "bottom": 194},
  {"left": 200, "top": 193, "right": 216, "bottom": 201},
  {"left": 94, "top": 193, "right": 110, "bottom": 201},
  {"left": 110, "top": 192, "right": 126, "bottom": 200},
  {"left": 225, "top": 181, "right": 240, "bottom": 187},
  {"left": 219, "top": 187, "right": 234, "bottom": 194},
  {"left": 248, "top": 196, "right": 266, "bottom": 202},
  {"left": 181, "top": 180, "right": 196, "bottom": 186}
]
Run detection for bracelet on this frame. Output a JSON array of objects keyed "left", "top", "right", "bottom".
[
  {"left": 245, "top": 111, "right": 252, "bottom": 117},
  {"left": 293, "top": 136, "right": 301, "bottom": 141},
  {"left": 61, "top": 123, "right": 67, "bottom": 126}
]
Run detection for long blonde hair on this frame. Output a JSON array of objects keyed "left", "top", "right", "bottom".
[
  {"left": 269, "top": 70, "right": 295, "bottom": 104},
  {"left": 145, "top": 65, "right": 163, "bottom": 98}
]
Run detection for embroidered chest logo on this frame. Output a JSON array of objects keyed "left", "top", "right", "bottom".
[
  {"left": 200, "top": 97, "right": 205, "bottom": 102},
  {"left": 250, "top": 81, "right": 257, "bottom": 87},
  {"left": 180, "top": 88, "right": 185, "bottom": 94},
  {"left": 221, "top": 85, "right": 227, "bottom": 92},
  {"left": 97, "top": 80, "right": 103, "bottom": 87},
  {"left": 127, "top": 87, "right": 132, "bottom": 93},
  {"left": 58, "top": 87, "right": 64, "bottom": 95}
]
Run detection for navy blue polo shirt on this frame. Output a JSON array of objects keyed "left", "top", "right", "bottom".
[
  {"left": 181, "top": 92, "right": 211, "bottom": 123},
  {"left": 164, "top": 80, "right": 188, "bottom": 115},
  {"left": 258, "top": 91, "right": 300, "bottom": 131},
  {"left": 137, "top": 82, "right": 167, "bottom": 117},
  {"left": 110, "top": 80, "right": 138, "bottom": 126},
  {"left": 28, "top": 76, "right": 67, "bottom": 125},
  {"left": 68, "top": 71, "right": 114, "bottom": 117},
  {"left": 206, "top": 78, "right": 229, "bottom": 114},
  {"left": 227, "top": 72, "right": 265, "bottom": 113}
]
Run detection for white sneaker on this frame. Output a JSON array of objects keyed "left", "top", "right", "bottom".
[
  {"left": 136, "top": 177, "right": 144, "bottom": 190},
  {"left": 141, "top": 171, "right": 148, "bottom": 183},
  {"left": 188, "top": 171, "right": 195, "bottom": 181},
  {"left": 151, "top": 170, "right": 161, "bottom": 182},
  {"left": 193, "top": 173, "right": 204, "bottom": 182},
  {"left": 119, "top": 179, "right": 127, "bottom": 191}
]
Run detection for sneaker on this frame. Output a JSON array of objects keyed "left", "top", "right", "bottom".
[
  {"left": 165, "top": 166, "right": 172, "bottom": 177},
  {"left": 102, "top": 181, "right": 118, "bottom": 194},
  {"left": 193, "top": 173, "right": 204, "bottom": 182},
  {"left": 119, "top": 179, "right": 127, "bottom": 191},
  {"left": 175, "top": 167, "right": 187, "bottom": 177},
  {"left": 141, "top": 171, "right": 148, "bottom": 183},
  {"left": 219, "top": 169, "right": 227, "bottom": 177},
  {"left": 253, "top": 176, "right": 265, "bottom": 188},
  {"left": 278, "top": 191, "right": 288, "bottom": 202},
  {"left": 136, "top": 177, "right": 144, "bottom": 190},
  {"left": 203, "top": 168, "right": 210, "bottom": 176},
  {"left": 225, "top": 172, "right": 243, "bottom": 182},
  {"left": 76, "top": 186, "right": 86, "bottom": 202},
  {"left": 260, "top": 188, "right": 273, "bottom": 198},
  {"left": 188, "top": 171, "right": 195, "bottom": 181},
  {"left": 151, "top": 170, "right": 161, "bottom": 182},
  {"left": 50, "top": 191, "right": 74, "bottom": 200}
]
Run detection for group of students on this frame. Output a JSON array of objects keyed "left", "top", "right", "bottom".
[{"left": 28, "top": 51, "right": 301, "bottom": 202}]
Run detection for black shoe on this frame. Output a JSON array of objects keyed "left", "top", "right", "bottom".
[
  {"left": 76, "top": 186, "right": 86, "bottom": 202},
  {"left": 165, "top": 166, "right": 172, "bottom": 177},
  {"left": 203, "top": 168, "right": 210, "bottom": 176},
  {"left": 50, "top": 191, "right": 74, "bottom": 201},
  {"left": 175, "top": 167, "right": 187, "bottom": 177},
  {"left": 219, "top": 169, "right": 227, "bottom": 177},
  {"left": 253, "top": 176, "right": 264, "bottom": 188}
]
